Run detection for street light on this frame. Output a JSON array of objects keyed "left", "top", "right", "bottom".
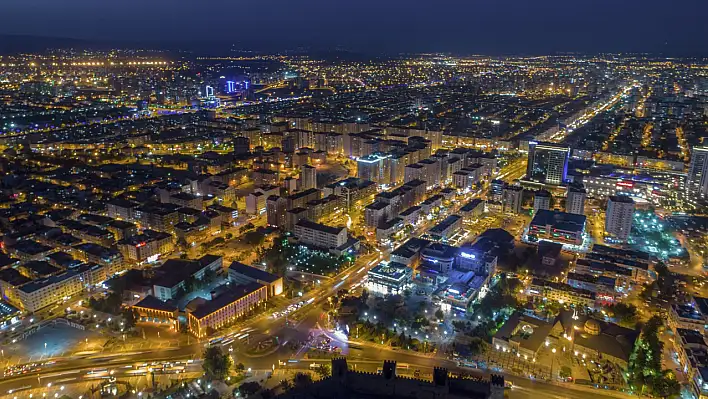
[{"left": 551, "top": 348, "right": 557, "bottom": 381}]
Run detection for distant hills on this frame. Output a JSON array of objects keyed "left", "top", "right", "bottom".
[{"left": 0, "top": 34, "right": 101, "bottom": 54}]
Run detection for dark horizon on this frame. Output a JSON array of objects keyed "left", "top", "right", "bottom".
[{"left": 3, "top": 0, "right": 708, "bottom": 56}]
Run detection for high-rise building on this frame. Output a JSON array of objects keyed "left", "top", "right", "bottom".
[
  {"left": 489, "top": 179, "right": 505, "bottom": 203},
  {"left": 605, "top": 195, "right": 635, "bottom": 242},
  {"left": 266, "top": 195, "right": 288, "bottom": 228},
  {"left": 687, "top": 146, "right": 708, "bottom": 201},
  {"left": 502, "top": 185, "right": 524, "bottom": 214},
  {"left": 281, "top": 136, "right": 296, "bottom": 153},
  {"left": 566, "top": 184, "right": 587, "bottom": 215},
  {"left": 233, "top": 136, "right": 250, "bottom": 155},
  {"left": 205, "top": 85, "right": 214, "bottom": 98},
  {"left": 300, "top": 164, "right": 317, "bottom": 190},
  {"left": 533, "top": 190, "right": 551, "bottom": 213},
  {"left": 357, "top": 153, "right": 391, "bottom": 185},
  {"left": 526, "top": 142, "right": 570, "bottom": 185}
]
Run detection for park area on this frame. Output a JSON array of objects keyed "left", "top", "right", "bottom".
[{"left": 628, "top": 210, "right": 688, "bottom": 263}]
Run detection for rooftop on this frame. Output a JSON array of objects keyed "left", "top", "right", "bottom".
[
  {"left": 609, "top": 195, "right": 635, "bottom": 204},
  {"left": 190, "top": 282, "right": 264, "bottom": 319},
  {"left": 133, "top": 295, "right": 178, "bottom": 313},
  {"left": 228, "top": 262, "right": 281, "bottom": 283},
  {"left": 295, "top": 219, "right": 345, "bottom": 236},
  {"left": 530, "top": 209, "right": 586, "bottom": 233}
]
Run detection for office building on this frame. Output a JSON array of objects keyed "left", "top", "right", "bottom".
[
  {"left": 300, "top": 164, "right": 317, "bottom": 190},
  {"left": 687, "top": 146, "right": 708, "bottom": 201},
  {"left": 366, "top": 261, "right": 412, "bottom": 295},
  {"left": 151, "top": 255, "right": 223, "bottom": 301},
  {"left": 187, "top": 282, "right": 268, "bottom": 337},
  {"left": 131, "top": 295, "right": 179, "bottom": 327},
  {"left": 528, "top": 209, "right": 586, "bottom": 245},
  {"left": 605, "top": 195, "right": 635, "bottom": 242},
  {"left": 526, "top": 142, "right": 570, "bottom": 185},
  {"left": 566, "top": 184, "right": 587, "bottom": 215},
  {"left": 228, "top": 262, "right": 283, "bottom": 297}
]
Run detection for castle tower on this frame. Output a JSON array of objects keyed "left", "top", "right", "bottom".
[
  {"left": 490, "top": 374, "right": 505, "bottom": 399},
  {"left": 433, "top": 367, "right": 448, "bottom": 386},
  {"left": 382, "top": 360, "right": 397, "bottom": 380}
]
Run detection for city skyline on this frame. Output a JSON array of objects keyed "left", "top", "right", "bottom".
[
  {"left": 2, "top": 0, "right": 708, "bottom": 55},
  {"left": 1, "top": 9, "right": 708, "bottom": 398}
]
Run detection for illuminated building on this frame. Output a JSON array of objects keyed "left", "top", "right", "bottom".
[
  {"left": 357, "top": 153, "right": 391, "bottom": 185},
  {"left": 134, "top": 202, "right": 180, "bottom": 233},
  {"left": 672, "top": 328, "right": 708, "bottom": 399},
  {"left": 226, "top": 81, "right": 236, "bottom": 93},
  {"left": 533, "top": 190, "right": 551, "bottom": 213},
  {"left": 300, "top": 164, "right": 317, "bottom": 190},
  {"left": 294, "top": 220, "right": 348, "bottom": 249},
  {"left": 565, "top": 185, "right": 586, "bottom": 215},
  {"left": 365, "top": 201, "right": 392, "bottom": 227},
  {"left": 585, "top": 244, "right": 653, "bottom": 284},
  {"left": 187, "top": 282, "right": 268, "bottom": 337},
  {"left": 132, "top": 295, "right": 179, "bottom": 327},
  {"left": 72, "top": 243, "right": 124, "bottom": 275},
  {"left": 526, "top": 142, "right": 570, "bottom": 185},
  {"left": 150, "top": 255, "right": 222, "bottom": 301},
  {"left": 323, "top": 178, "right": 376, "bottom": 209},
  {"left": 5, "top": 240, "right": 53, "bottom": 261},
  {"left": 228, "top": 261, "right": 283, "bottom": 297},
  {"left": 605, "top": 195, "right": 634, "bottom": 242},
  {"left": 11, "top": 270, "right": 84, "bottom": 313},
  {"left": 205, "top": 85, "right": 214, "bottom": 98},
  {"left": 528, "top": 209, "right": 586, "bottom": 245},
  {"left": 428, "top": 215, "right": 462, "bottom": 242},
  {"left": 366, "top": 261, "right": 412, "bottom": 295},
  {"left": 169, "top": 192, "right": 203, "bottom": 210},
  {"left": 502, "top": 185, "right": 524, "bottom": 214},
  {"left": 566, "top": 272, "right": 617, "bottom": 303},
  {"left": 528, "top": 278, "right": 596, "bottom": 308},
  {"left": 117, "top": 230, "right": 174, "bottom": 263},
  {"left": 376, "top": 217, "right": 403, "bottom": 242},
  {"left": 287, "top": 188, "right": 321, "bottom": 209},
  {"left": 306, "top": 195, "right": 345, "bottom": 222},
  {"left": 266, "top": 195, "right": 288, "bottom": 228},
  {"left": 106, "top": 199, "right": 140, "bottom": 220},
  {"left": 687, "top": 146, "right": 708, "bottom": 201},
  {"left": 246, "top": 185, "right": 280, "bottom": 215}
]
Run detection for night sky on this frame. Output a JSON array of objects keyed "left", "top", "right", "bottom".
[{"left": 3, "top": 0, "right": 707, "bottom": 55}]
